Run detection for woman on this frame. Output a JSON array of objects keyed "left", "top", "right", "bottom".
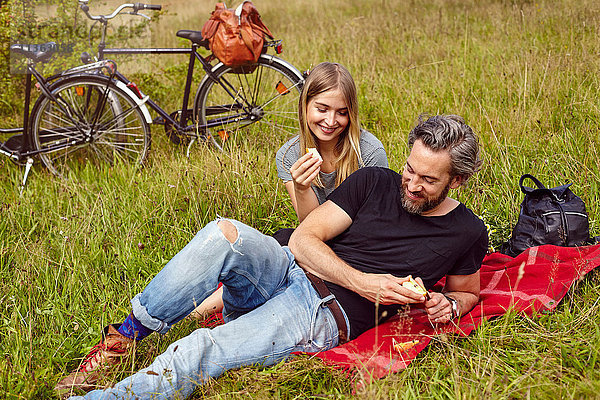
[
  {"left": 190, "top": 62, "right": 388, "bottom": 318},
  {"left": 273, "top": 61, "right": 388, "bottom": 243}
]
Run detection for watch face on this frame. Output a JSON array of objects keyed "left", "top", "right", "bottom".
[{"left": 451, "top": 299, "right": 459, "bottom": 318}]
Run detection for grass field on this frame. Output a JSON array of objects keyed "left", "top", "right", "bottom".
[{"left": 2, "top": 0, "right": 600, "bottom": 398}]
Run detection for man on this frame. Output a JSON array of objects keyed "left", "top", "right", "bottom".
[{"left": 56, "top": 115, "right": 488, "bottom": 399}]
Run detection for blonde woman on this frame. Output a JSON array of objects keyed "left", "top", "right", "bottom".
[{"left": 273, "top": 62, "right": 388, "bottom": 244}]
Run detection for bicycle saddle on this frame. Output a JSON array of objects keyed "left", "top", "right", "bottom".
[
  {"left": 10, "top": 42, "right": 57, "bottom": 63},
  {"left": 176, "top": 30, "right": 209, "bottom": 49}
]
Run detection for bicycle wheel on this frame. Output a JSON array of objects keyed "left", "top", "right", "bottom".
[
  {"left": 30, "top": 75, "right": 151, "bottom": 177},
  {"left": 194, "top": 54, "right": 304, "bottom": 150}
]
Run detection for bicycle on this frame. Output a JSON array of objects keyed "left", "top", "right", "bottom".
[
  {"left": 77, "top": 0, "right": 305, "bottom": 153},
  {"left": 0, "top": 43, "right": 151, "bottom": 191}
]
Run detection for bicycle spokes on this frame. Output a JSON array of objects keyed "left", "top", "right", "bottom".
[
  {"left": 195, "top": 56, "right": 302, "bottom": 150},
  {"left": 32, "top": 77, "right": 150, "bottom": 176}
]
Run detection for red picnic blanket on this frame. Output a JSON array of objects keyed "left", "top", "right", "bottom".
[{"left": 310, "top": 243, "right": 600, "bottom": 383}]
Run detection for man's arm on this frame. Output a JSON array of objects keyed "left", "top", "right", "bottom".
[
  {"left": 289, "top": 200, "right": 426, "bottom": 305},
  {"left": 423, "top": 271, "right": 480, "bottom": 323}
]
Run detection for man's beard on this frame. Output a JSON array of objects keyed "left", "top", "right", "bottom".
[{"left": 400, "top": 182, "right": 451, "bottom": 215}]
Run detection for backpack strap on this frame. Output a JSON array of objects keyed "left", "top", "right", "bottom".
[
  {"left": 237, "top": 1, "right": 273, "bottom": 38},
  {"left": 519, "top": 174, "right": 546, "bottom": 194},
  {"left": 236, "top": 1, "right": 273, "bottom": 59}
]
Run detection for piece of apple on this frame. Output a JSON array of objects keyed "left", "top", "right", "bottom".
[
  {"left": 401, "top": 277, "right": 427, "bottom": 297},
  {"left": 306, "top": 147, "right": 323, "bottom": 161},
  {"left": 392, "top": 338, "right": 420, "bottom": 353}
]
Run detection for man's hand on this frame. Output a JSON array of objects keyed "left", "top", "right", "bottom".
[
  {"left": 290, "top": 201, "right": 425, "bottom": 307},
  {"left": 424, "top": 292, "right": 453, "bottom": 323},
  {"left": 354, "top": 274, "right": 427, "bottom": 305},
  {"left": 423, "top": 271, "right": 480, "bottom": 324}
]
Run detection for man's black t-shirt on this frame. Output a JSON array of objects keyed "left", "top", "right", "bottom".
[{"left": 326, "top": 167, "right": 488, "bottom": 339}]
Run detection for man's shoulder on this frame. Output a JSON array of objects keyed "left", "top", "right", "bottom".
[
  {"left": 453, "top": 203, "right": 488, "bottom": 237},
  {"left": 457, "top": 203, "right": 485, "bottom": 222},
  {"left": 352, "top": 166, "right": 397, "bottom": 179},
  {"left": 329, "top": 167, "right": 399, "bottom": 207},
  {"left": 343, "top": 166, "right": 399, "bottom": 191}
]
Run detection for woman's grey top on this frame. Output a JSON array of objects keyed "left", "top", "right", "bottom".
[{"left": 275, "top": 129, "right": 388, "bottom": 204}]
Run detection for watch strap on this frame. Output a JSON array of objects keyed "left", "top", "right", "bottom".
[{"left": 444, "top": 294, "right": 460, "bottom": 320}]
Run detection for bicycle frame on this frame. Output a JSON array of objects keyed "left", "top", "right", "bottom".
[
  {"left": 0, "top": 72, "right": 31, "bottom": 160},
  {"left": 0, "top": 63, "right": 65, "bottom": 160},
  {"left": 99, "top": 43, "right": 264, "bottom": 136},
  {"left": 0, "top": 56, "right": 130, "bottom": 193},
  {"left": 99, "top": 44, "right": 211, "bottom": 134}
]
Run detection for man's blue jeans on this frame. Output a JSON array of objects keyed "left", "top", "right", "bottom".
[{"left": 70, "top": 219, "right": 349, "bottom": 400}]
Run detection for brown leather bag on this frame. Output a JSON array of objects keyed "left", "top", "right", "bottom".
[{"left": 201, "top": 1, "right": 273, "bottom": 67}]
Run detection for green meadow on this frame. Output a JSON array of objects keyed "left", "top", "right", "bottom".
[{"left": 1, "top": 0, "right": 600, "bottom": 398}]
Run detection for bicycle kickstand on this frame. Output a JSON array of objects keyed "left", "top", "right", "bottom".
[
  {"left": 185, "top": 137, "right": 197, "bottom": 158},
  {"left": 19, "top": 157, "right": 34, "bottom": 196}
]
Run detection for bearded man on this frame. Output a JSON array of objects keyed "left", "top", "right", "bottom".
[
  {"left": 57, "top": 114, "right": 488, "bottom": 400},
  {"left": 291, "top": 114, "right": 487, "bottom": 338}
]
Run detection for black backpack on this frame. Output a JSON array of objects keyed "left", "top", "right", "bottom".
[{"left": 500, "top": 174, "right": 596, "bottom": 257}]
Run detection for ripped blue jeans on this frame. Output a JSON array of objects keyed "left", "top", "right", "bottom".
[{"left": 71, "top": 219, "right": 348, "bottom": 400}]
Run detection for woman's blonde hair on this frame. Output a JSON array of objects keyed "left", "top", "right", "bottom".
[{"left": 298, "top": 62, "right": 363, "bottom": 187}]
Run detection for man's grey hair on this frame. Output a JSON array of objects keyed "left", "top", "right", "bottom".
[{"left": 407, "top": 114, "right": 482, "bottom": 185}]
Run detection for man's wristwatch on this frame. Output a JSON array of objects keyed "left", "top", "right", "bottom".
[{"left": 444, "top": 295, "right": 460, "bottom": 320}]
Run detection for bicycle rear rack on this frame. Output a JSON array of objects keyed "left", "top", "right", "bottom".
[{"left": 60, "top": 59, "right": 118, "bottom": 78}]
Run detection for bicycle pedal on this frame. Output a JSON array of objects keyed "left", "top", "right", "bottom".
[{"left": 153, "top": 116, "right": 165, "bottom": 125}]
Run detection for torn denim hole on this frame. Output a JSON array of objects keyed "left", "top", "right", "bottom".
[{"left": 215, "top": 218, "right": 244, "bottom": 255}]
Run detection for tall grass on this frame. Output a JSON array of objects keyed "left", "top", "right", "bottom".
[{"left": 1, "top": 0, "right": 600, "bottom": 398}]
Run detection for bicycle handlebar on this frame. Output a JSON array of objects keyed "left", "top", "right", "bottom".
[{"left": 79, "top": 1, "right": 162, "bottom": 21}]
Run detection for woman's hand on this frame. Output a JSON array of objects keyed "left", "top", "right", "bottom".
[{"left": 290, "top": 152, "right": 322, "bottom": 192}]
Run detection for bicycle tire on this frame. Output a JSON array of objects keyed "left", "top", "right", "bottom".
[
  {"left": 30, "top": 74, "right": 151, "bottom": 177},
  {"left": 193, "top": 54, "right": 304, "bottom": 151}
]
